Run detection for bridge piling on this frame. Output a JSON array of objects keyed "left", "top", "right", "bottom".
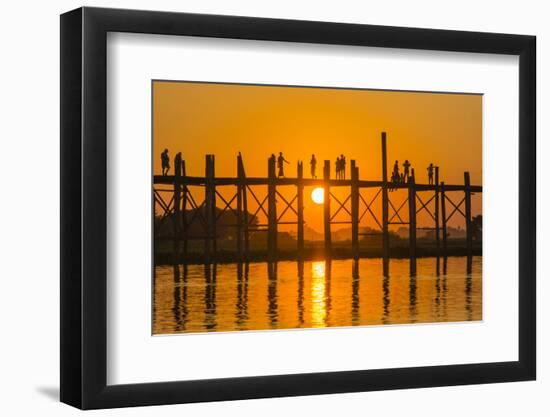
[
  {"left": 237, "top": 155, "right": 244, "bottom": 261},
  {"left": 297, "top": 161, "right": 304, "bottom": 257},
  {"left": 440, "top": 181, "right": 447, "bottom": 256},
  {"left": 381, "top": 132, "right": 390, "bottom": 275},
  {"left": 181, "top": 159, "right": 188, "bottom": 260},
  {"left": 464, "top": 171, "right": 473, "bottom": 273},
  {"left": 173, "top": 153, "right": 182, "bottom": 266},
  {"left": 238, "top": 156, "right": 250, "bottom": 257},
  {"left": 408, "top": 168, "right": 417, "bottom": 276},
  {"left": 323, "top": 160, "right": 332, "bottom": 256},
  {"left": 205, "top": 155, "right": 216, "bottom": 263},
  {"left": 434, "top": 166, "right": 440, "bottom": 256},
  {"left": 268, "top": 156, "right": 277, "bottom": 261},
  {"left": 351, "top": 160, "right": 359, "bottom": 259}
]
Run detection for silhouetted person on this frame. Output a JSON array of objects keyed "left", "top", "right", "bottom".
[
  {"left": 310, "top": 154, "right": 317, "bottom": 178},
  {"left": 340, "top": 154, "right": 346, "bottom": 180},
  {"left": 277, "top": 152, "right": 289, "bottom": 177},
  {"left": 174, "top": 152, "right": 182, "bottom": 175},
  {"left": 335, "top": 156, "right": 341, "bottom": 179},
  {"left": 161, "top": 148, "right": 170, "bottom": 176},
  {"left": 389, "top": 160, "right": 400, "bottom": 191},
  {"left": 403, "top": 159, "right": 411, "bottom": 182},
  {"left": 427, "top": 163, "right": 434, "bottom": 185},
  {"left": 393, "top": 160, "right": 400, "bottom": 180}
]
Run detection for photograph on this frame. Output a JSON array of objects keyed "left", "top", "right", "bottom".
[{"left": 152, "top": 80, "right": 483, "bottom": 335}]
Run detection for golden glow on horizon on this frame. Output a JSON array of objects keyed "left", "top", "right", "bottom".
[{"left": 311, "top": 187, "right": 324, "bottom": 205}]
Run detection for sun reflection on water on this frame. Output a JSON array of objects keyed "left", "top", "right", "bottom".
[{"left": 311, "top": 261, "right": 326, "bottom": 327}]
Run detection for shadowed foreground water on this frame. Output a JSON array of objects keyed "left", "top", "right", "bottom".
[{"left": 153, "top": 257, "right": 481, "bottom": 334}]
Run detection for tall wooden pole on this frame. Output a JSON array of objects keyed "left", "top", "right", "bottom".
[
  {"left": 381, "top": 132, "right": 390, "bottom": 275},
  {"left": 181, "top": 159, "right": 188, "bottom": 261},
  {"left": 323, "top": 160, "right": 332, "bottom": 256},
  {"left": 238, "top": 155, "right": 250, "bottom": 257},
  {"left": 205, "top": 155, "right": 216, "bottom": 263},
  {"left": 440, "top": 181, "right": 447, "bottom": 256},
  {"left": 268, "top": 156, "right": 277, "bottom": 261},
  {"left": 236, "top": 155, "right": 244, "bottom": 261},
  {"left": 297, "top": 161, "right": 304, "bottom": 257},
  {"left": 408, "top": 168, "right": 417, "bottom": 276},
  {"left": 173, "top": 153, "right": 182, "bottom": 266},
  {"left": 464, "top": 171, "right": 473, "bottom": 271},
  {"left": 434, "top": 166, "right": 440, "bottom": 256},
  {"left": 351, "top": 160, "right": 359, "bottom": 259}
]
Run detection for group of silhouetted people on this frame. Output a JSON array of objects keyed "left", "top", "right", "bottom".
[
  {"left": 161, "top": 149, "right": 183, "bottom": 176},
  {"left": 390, "top": 159, "right": 411, "bottom": 189},
  {"left": 389, "top": 159, "right": 436, "bottom": 190},
  {"left": 335, "top": 154, "right": 347, "bottom": 179},
  {"left": 309, "top": 153, "right": 347, "bottom": 179},
  {"left": 161, "top": 149, "right": 436, "bottom": 184},
  {"left": 268, "top": 152, "right": 290, "bottom": 177}
]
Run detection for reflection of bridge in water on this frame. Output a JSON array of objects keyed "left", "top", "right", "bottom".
[
  {"left": 158, "top": 257, "right": 479, "bottom": 334},
  {"left": 154, "top": 132, "right": 481, "bottom": 276}
]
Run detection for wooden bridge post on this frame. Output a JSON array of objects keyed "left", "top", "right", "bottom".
[
  {"left": 434, "top": 166, "right": 440, "bottom": 256},
  {"left": 238, "top": 155, "right": 250, "bottom": 257},
  {"left": 205, "top": 155, "right": 216, "bottom": 263},
  {"left": 268, "top": 156, "right": 277, "bottom": 261},
  {"left": 408, "top": 168, "right": 417, "bottom": 276},
  {"left": 297, "top": 161, "right": 304, "bottom": 257},
  {"left": 236, "top": 155, "right": 244, "bottom": 261},
  {"left": 173, "top": 153, "right": 182, "bottom": 265},
  {"left": 464, "top": 171, "right": 473, "bottom": 262},
  {"left": 323, "top": 160, "right": 332, "bottom": 256},
  {"left": 351, "top": 160, "right": 359, "bottom": 259},
  {"left": 181, "top": 159, "right": 188, "bottom": 260},
  {"left": 381, "top": 132, "right": 390, "bottom": 275},
  {"left": 440, "top": 181, "right": 447, "bottom": 255}
]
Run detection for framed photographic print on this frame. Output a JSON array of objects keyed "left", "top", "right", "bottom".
[{"left": 60, "top": 7, "right": 536, "bottom": 409}]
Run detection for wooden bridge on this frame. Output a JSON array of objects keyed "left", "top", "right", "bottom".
[{"left": 154, "top": 132, "right": 481, "bottom": 274}]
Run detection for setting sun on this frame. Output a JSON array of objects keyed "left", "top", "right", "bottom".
[{"left": 311, "top": 187, "right": 324, "bottom": 205}]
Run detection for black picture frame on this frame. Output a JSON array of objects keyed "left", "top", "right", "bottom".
[{"left": 60, "top": 6, "right": 536, "bottom": 410}]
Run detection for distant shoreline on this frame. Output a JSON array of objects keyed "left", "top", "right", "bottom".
[{"left": 154, "top": 246, "right": 482, "bottom": 266}]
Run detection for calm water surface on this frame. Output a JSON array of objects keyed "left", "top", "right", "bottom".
[{"left": 153, "top": 257, "right": 481, "bottom": 334}]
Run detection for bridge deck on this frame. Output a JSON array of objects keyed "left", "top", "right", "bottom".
[{"left": 153, "top": 175, "right": 481, "bottom": 193}]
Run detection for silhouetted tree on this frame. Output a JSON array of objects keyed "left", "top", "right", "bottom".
[
  {"left": 155, "top": 207, "right": 259, "bottom": 240},
  {"left": 472, "top": 215, "right": 482, "bottom": 241}
]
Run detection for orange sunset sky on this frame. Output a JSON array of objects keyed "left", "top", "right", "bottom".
[{"left": 153, "top": 81, "right": 482, "bottom": 232}]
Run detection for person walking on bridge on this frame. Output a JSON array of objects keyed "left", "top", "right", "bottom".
[
  {"left": 310, "top": 154, "right": 317, "bottom": 178},
  {"left": 174, "top": 152, "right": 182, "bottom": 173},
  {"left": 161, "top": 148, "right": 170, "bottom": 176},
  {"left": 427, "top": 163, "right": 434, "bottom": 185},
  {"left": 393, "top": 160, "right": 400, "bottom": 180},
  {"left": 403, "top": 159, "right": 411, "bottom": 182},
  {"left": 277, "top": 152, "right": 289, "bottom": 177},
  {"left": 340, "top": 154, "right": 347, "bottom": 180}
]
